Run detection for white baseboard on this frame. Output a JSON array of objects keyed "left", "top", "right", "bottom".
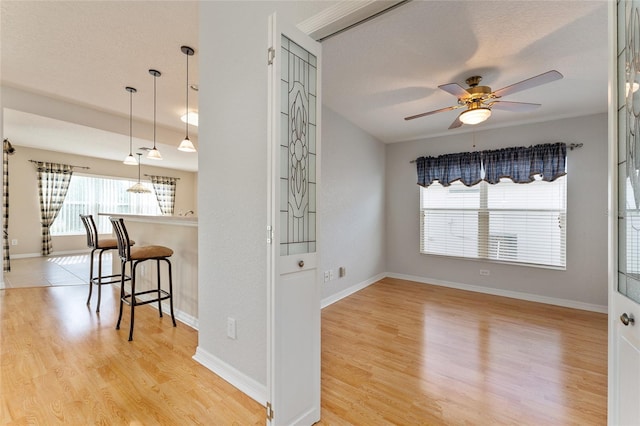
[
  {"left": 192, "top": 346, "right": 267, "bottom": 405},
  {"left": 10, "top": 252, "right": 41, "bottom": 259},
  {"left": 321, "top": 272, "right": 386, "bottom": 309},
  {"left": 10, "top": 250, "right": 88, "bottom": 259},
  {"left": 386, "top": 272, "right": 608, "bottom": 314}
]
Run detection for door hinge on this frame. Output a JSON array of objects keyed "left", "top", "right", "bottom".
[
  {"left": 266, "top": 401, "right": 274, "bottom": 421},
  {"left": 266, "top": 225, "right": 273, "bottom": 244},
  {"left": 267, "top": 47, "right": 275, "bottom": 65}
]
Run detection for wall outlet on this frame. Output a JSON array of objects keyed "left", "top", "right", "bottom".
[
  {"left": 227, "top": 317, "right": 237, "bottom": 339},
  {"left": 329, "top": 269, "right": 335, "bottom": 280},
  {"left": 323, "top": 271, "right": 330, "bottom": 283},
  {"left": 10, "top": 239, "right": 17, "bottom": 246},
  {"left": 339, "top": 267, "right": 346, "bottom": 277},
  {"left": 480, "top": 269, "right": 490, "bottom": 276}
]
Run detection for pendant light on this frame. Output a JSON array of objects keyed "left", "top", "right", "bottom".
[
  {"left": 147, "top": 69, "right": 162, "bottom": 160},
  {"left": 178, "top": 46, "right": 197, "bottom": 153},
  {"left": 123, "top": 86, "right": 138, "bottom": 165},
  {"left": 127, "top": 153, "right": 151, "bottom": 193}
]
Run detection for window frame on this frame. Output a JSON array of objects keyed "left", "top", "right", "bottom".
[
  {"left": 50, "top": 172, "right": 161, "bottom": 236},
  {"left": 419, "top": 176, "right": 567, "bottom": 270}
]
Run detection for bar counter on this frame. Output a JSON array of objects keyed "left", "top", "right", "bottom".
[{"left": 99, "top": 213, "right": 198, "bottom": 327}]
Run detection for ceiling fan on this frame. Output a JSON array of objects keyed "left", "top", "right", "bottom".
[{"left": 404, "top": 70, "right": 563, "bottom": 129}]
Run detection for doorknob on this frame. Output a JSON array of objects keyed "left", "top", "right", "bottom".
[
  {"left": 620, "top": 313, "right": 635, "bottom": 326},
  {"left": 298, "top": 260, "right": 304, "bottom": 268}
]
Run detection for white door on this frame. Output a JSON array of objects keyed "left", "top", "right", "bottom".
[
  {"left": 611, "top": 1, "right": 640, "bottom": 424},
  {"left": 267, "top": 14, "right": 321, "bottom": 426}
]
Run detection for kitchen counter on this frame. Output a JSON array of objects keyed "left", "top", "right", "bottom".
[{"left": 99, "top": 213, "right": 199, "bottom": 327}]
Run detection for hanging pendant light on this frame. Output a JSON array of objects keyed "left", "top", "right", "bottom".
[
  {"left": 123, "top": 86, "right": 138, "bottom": 165},
  {"left": 178, "top": 46, "right": 197, "bottom": 153},
  {"left": 127, "top": 153, "right": 151, "bottom": 193},
  {"left": 147, "top": 69, "right": 162, "bottom": 160}
]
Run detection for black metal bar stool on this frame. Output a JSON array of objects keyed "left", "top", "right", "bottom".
[
  {"left": 109, "top": 217, "right": 176, "bottom": 341},
  {"left": 80, "top": 214, "right": 133, "bottom": 312}
]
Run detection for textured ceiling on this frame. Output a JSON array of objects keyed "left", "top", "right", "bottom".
[
  {"left": 322, "top": 0, "right": 608, "bottom": 143},
  {"left": 1, "top": 1, "right": 609, "bottom": 170},
  {"left": 1, "top": 0, "right": 200, "bottom": 171}
]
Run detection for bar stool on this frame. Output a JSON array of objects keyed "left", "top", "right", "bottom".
[
  {"left": 109, "top": 217, "right": 176, "bottom": 341},
  {"left": 80, "top": 214, "right": 133, "bottom": 312}
]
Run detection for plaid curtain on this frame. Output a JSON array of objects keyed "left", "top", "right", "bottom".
[
  {"left": 3, "top": 140, "right": 11, "bottom": 272},
  {"left": 149, "top": 175, "right": 177, "bottom": 215},
  {"left": 35, "top": 162, "right": 73, "bottom": 255},
  {"left": 417, "top": 142, "right": 567, "bottom": 187}
]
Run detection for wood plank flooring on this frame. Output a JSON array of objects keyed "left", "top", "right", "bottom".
[{"left": 1, "top": 270, "right": 607, "bottom": 425}]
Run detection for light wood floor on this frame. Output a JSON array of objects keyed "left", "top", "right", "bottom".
[{"left": 1, "top": 265, "right": 607, "bottom": 425}]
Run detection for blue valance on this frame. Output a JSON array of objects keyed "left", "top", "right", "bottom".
[{"left": 416, "top": 142, "right": 567, "bottom": 187}]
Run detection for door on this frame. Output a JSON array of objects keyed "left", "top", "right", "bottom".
[
  {"left": 611, "top": 1, "right": 640, "bottom": 424},
  {"left": 267, "top": 13, "right": 321, "bottom": 426}
]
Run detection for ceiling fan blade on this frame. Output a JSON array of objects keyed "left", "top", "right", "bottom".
[
  {"left": 404, "top": 105, "right": 459, "bottom": 121},
  {"left": 490, "top": 101, "right": 541, "bottom": 112},
  {"left": 439, "top": 83, "right": 471, "bottom": 99},
  {"left": 492, "top": 70, "right": 563, "bottom": 98},
  {"left": 448, "top": 115, "right": 463, "bottom": 129}
]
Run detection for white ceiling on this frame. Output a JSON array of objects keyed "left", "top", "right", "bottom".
[
  {"left": 322, "top": 0, "right": 608, "bottom": 143},
  {"left": 1, "top": 0, "right": 200, "bottom": 171},
  {"left": 1, "top": 1, "right": 608, "bottom": 170}
]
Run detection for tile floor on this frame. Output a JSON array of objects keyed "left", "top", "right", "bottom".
[{"left": 1, "top": 254, "right": 109, "bottom": 289}]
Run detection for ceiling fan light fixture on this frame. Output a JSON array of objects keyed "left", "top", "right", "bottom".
[
  {"left": 180, "top": 112, "right": 199, "bottom": 127},
  {"left": 459, "top": 107, "right": 492, "bottom": 125}
]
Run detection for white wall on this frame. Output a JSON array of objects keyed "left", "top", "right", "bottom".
[
  {"left": 197, "top": 0, "right": 331, "bottom": 399},
  {"left": 320, "top": 106, "right": 386, "bottom": 305},
  {"left": 386, "top": 113, "right": 608, "bottom": 309}
]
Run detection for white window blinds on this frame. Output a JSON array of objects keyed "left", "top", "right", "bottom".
[{"left": 420, "top": 175, "right": 566, "bottom": 268}]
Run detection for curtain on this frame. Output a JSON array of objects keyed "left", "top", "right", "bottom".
[
  {"left": 3, "top": 139, "right": 13, "bottom": 272},
  {"left": 416, "top": 151, "right": 483, "bottom": 187},
  {"left": 417, "top": 142, "right": 567, "bottom": 187},
  {"left": 35, "top": 162, "right": 73, "bottom": 255},
  {"left": 149, "top": 175, "right": 177, "bottom": 215}
]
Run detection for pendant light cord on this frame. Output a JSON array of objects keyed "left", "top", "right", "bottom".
[
  {"left": 153, "top": 74, "right": 157, "bottom": 149},
  {"left": 185, "top": 51, "right": 189, "bottom": 138},
  {"left": 129, "top": 90, "right": 133, "bottom": 155}
]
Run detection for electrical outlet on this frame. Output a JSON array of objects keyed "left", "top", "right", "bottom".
[
  {"left": 480, "top": 269, "right": 490, "bottom": 276},
  {"left": 227, "top": 317, "right": 237, "bottom": 339},
  {"left": 10, "top": 239, "right": 17, "bottom": 246},
  {"left": 339, "top": 267, "right": 346, "bottom": 277},
  {"left": 324, "top": 271, "right": 330, "bottom": 283},
  {"left": 329, "top": 269, "right": 335, "bottom": 280}
]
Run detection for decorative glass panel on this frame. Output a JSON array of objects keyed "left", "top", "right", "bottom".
[
  {"left": 619, "top": 0, "right": 640, "bottom": 303},
  {"left": 280, "top": 35, "right": 317, "bottom": 256}
]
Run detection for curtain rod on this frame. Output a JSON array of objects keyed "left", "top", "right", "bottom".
[
  {"left": 408, "top": 142, "right": 583, "bottom": 164},
  {"left": 29, "top": 159, "right": 90, "bottom": 170},
  {"left": 144, "top": 174, "right": 180, "bottom": 180}
]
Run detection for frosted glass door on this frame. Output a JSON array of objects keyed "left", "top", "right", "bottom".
[{"left": 279, "top": 34, "right": 317, "bottom": 257}]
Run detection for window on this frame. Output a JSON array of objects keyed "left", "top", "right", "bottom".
[
  {"left": 51, "top": 174, "right": 161, "bottom": 236},
  {"left": 420, "top": 175, "right": 566, "bottom": 268}
]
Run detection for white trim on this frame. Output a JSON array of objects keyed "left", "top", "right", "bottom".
[
  {"left": 297, "top": 0, "right": 405, "bottom": 40},
  {"left": 321, "top": 272, "right": 385, "bottom": 308},
  {"left": 387, "top": 272, "right": 608, "bottom": 314},
  {"left": 152, "top": 301, "right": 198, "bottom": 330},
  {"left": 11, "top": 250, "right": 88, "bottom": 259},
  {"left": 10, "top": 252, "right": 42, "bottom": 259},
  {"left": 193, "top": 347, "right": 267, "bottom": 405}
]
